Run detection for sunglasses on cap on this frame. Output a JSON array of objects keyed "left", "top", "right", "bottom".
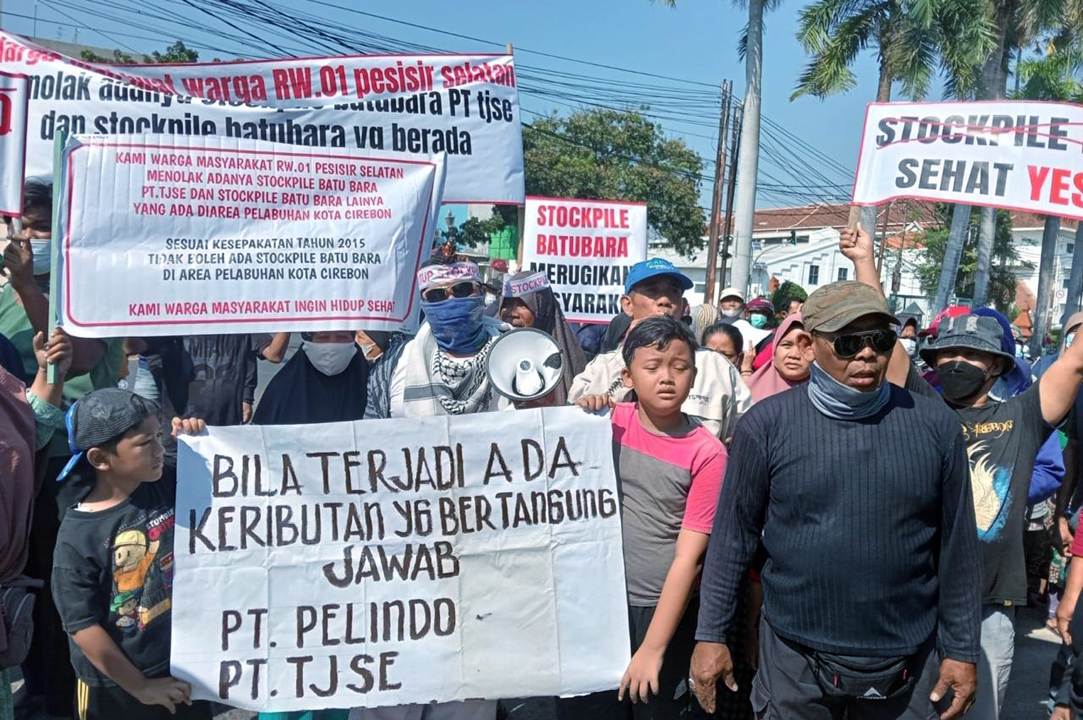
[
  {"left": 819, "top": 328, "right": 898, "bottom": 358},
  {"left": 421, "top": 281, "right": 480, "bottom": 304}
]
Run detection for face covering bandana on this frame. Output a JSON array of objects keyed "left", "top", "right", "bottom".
[
  {"left": 900, "top": 338, "right": 917, "bottom": 357},
  {"left": 749, "top": 313, "right": 768, "bottom": 329},
  {"left": 302, "top": 341, "right": 356, "bottom": 376},
  {"left": 806, "top": 361, "right": 891, "bottom": 421},
  {"left": 937, "top": 361, "right": 989, "bottom": 403},
  {"left": 422, "top": 295, "right": 489, "bottom": 354},
  {"left": 30, "top": 237, "right": 51, "bottom": 275},
  {"left": 721, "top": 307, "right": 741, "bottom": 319}
]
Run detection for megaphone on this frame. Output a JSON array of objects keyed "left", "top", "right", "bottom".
[{"left": 486, "top": 328, "right": 564, "bottom": 402}]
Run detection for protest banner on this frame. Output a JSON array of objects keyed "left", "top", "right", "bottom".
[
  {"left": 0, "top": 70, "right": 29, "bottom": 216},
  {"left": 522, "top": 196, "right": 648, "bottom": 323},
  {"left": 0, "top": 32, "right": 523, "bottom": 204},
  {"left": 171, "top": 407, "right": 630, "bottom": 711},
  {"left": 56, "top": 134, "right": 444, "bottom": 337},
  {"left": 853, "top": 101, "right": 1083, "bottom": 221}
]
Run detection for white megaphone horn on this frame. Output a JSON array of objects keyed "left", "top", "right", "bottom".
[{"left": 486, "top": 328, "right": 564, "bottom": 402}]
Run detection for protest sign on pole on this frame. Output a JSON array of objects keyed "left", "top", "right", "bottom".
[
  {"left": 0, "top": 32, "right": 523, "bottom": 204},
  {"left": 171, "top": 407, "right": 629, "bottom": 711},
  {"left": 0, "top": 70, "right": 29, "bottom": 216},
  {"left": 56, "top": 134, "right": 444, "bottom": 337},
  {"left": 522, "top": 196, "right": 648, "bottom": 323},
  {"left": 853, "top": 101, "right": 1083, "bottom": 221}
]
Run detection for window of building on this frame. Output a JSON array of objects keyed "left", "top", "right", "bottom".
[
  {"left": 1069, "top": 243, "right": 1075, "bottom": 254},
  {"left": 808, "top": 264, "right": 820, "bottom": 285},
  {"left": 837, "top": 267, "right": 848, "bottom": 282}
]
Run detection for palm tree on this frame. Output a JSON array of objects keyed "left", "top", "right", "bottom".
[
  {"left": 1014, "top": 44, "right": 1083, "bottom": 348},
  {"left": 793, "top": 0, "right": 993, "bottom": 283}
]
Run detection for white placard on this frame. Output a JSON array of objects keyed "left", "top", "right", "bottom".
[
  {"left": 522, "top": 196, "right": 648, "bottom": 323},
  {"left": 0, "top": 70, "right": 29, "bottom": 216},
  {"left": 171, "top": 407, "right": 629, "bottom": 711},
  {"left": 0, "top": 32, "right": 523, "bottom": 204},
  {"left": 853, "top": 101, "right": 1083, "bottom": 220},
  {"left": 57, "top": 134, "right": 444, "bottom": 337}
]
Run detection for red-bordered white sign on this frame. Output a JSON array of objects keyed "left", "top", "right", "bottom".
[{"left": 58, "top": 134, "right": 444, "bottom": 337}]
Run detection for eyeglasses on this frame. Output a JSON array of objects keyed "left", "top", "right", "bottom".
[
  {"left": 821, "top": 329, "right": 898, "bottom": 358},
  {"left": 421, "top": 281, "right": 479, "bottom": 303}
]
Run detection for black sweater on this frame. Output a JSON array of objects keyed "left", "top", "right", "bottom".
[{"left": 696, "top": 383, "right": 982, "bottom": 663}]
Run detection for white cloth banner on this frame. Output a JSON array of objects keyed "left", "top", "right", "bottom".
[
  {"left": 522, "top": 196, "right": 648, "bottom": 323},
  {"left": 172, "top": 407, "right": 629, "bottom": 711},
  {"left": 57, "top": 134, "right": 444, "bottom": 337},
  {"left": 0, "top": 70, "right": 29, "bottom": 216},
  {"left": 0, "top": 32, "right": 524, "bottom": 204},
  {"left": 853, "top": 101, "right": 1083, "bottom": 220}
]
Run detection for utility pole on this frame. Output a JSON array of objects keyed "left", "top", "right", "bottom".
[
  {"left": 703, "top": 81, "right": 732, "bottom": 306},
  {"left": 718, "top": 105, "right": 743, "bottom": 289}
]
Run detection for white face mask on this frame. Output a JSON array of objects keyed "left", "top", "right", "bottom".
[
  {"left": 720, "top": 307, "right": 741, "bottom": 319},
  {"left": 30, "top": 237, "right": 51, "bottom": 275},
  {"left": 900, "top": 338, "right": 917, "bottom": 356},
  {"left": 302, "top": 341, "right": 356, "bottom": 376}
]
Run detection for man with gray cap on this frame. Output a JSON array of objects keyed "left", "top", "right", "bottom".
[
  {"left": 691, "top": 281, "right": 981, "bottom": 720},
  {"left": 920, "top": 312, "right": 1083, "bottom": 720}
]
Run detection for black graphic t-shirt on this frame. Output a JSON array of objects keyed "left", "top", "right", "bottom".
[
  {"left": 52, "top": 474, "right": 177, "bottom": 686},
  {"left": 953, "top": 383, "right": 1052, "bottom": 604}
]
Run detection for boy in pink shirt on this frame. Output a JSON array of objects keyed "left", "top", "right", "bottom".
[{"left": 571, "top": 315, "right": 727, "bottom": 719}]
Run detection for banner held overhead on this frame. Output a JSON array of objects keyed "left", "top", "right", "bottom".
[
  {"left": 523, "top": 196, "right": 648, "bottom": 324},
  {"left": 57, "top": 135, "right": 445, "bottom": 337},
  {"left": 853, "top": 101, "right": 1083, "bottom": 221}
]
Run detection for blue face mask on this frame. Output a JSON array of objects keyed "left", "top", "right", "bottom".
[
  {"left": 421, "top": 295, "right": 488, "bottom": 353},
  {"left": 749, "top": 313, "right": 768, "bottom": 329}
]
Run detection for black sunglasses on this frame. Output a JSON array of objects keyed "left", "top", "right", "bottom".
[
  {"left": 421, "top": 281, "right": 480, "bottom": 304},
  {"left": 821, "top": 329, "right": 898, "bottom": 358}
]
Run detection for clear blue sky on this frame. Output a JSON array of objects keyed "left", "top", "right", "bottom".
[{"left": 4, "top": 0, "right": 891, "bottom": 209}]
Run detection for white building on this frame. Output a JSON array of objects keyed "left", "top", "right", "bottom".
[{"left": 650, "top": 203, "right": 933, "bottom": 321}]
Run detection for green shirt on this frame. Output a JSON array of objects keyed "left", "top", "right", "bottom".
[{"left": 0, "top": 284, "right": 125, "bottom": 455}]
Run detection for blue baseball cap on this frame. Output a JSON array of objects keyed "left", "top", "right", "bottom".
[{"left": 624, "top": 258, "right": 693, "bottom": 294}]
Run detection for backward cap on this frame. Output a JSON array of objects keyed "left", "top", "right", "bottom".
[{"left": 802, "top": 281, "right": 898, "bottom": 333}]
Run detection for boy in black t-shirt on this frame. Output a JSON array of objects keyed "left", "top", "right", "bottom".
[
  {"left": 921, "top": 314, "right": 1083, "bottom": 720},
  {"left": 52, "top": 388, "right": 210, "bottom": 720}
]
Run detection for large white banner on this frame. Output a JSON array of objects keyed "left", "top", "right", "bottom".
[
  {"left": 0, "top": 32, "right": 523, "bottom": 204},
  {"left": 57, "top": 134, "right": 444, "bottom": 337},
  {"left": 172, "top": 408, "right": 629, "bottom": 711},
  {"left": 523, "top": 196, "right": 648, "bottom": 323},
  {"left": 0, "top": 70, "right": 29, "bottom": 216},
  {"left": 853, "top": 101, "right": 1083, "bottom": 220}
]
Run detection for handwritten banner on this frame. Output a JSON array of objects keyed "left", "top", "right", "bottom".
[
  {"left": 171, "top": 408, "right": 630, "bottom": 711},
  {"left": 57, "top": 134, "right": 444, "bottom": 337},
  {"left": 0, "top": 32, "right": 523, "bottom": 204},
  {"left": 523, "top": 196, "right": 648, "bottom": 323},
  {"left": 0, "top": 70, "right": 29, "bottom": 216},
  {"left": 853, "top": 101, "right": 1083, "bottom": 220}
]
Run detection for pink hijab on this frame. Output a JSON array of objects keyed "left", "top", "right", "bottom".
[{"left": 746, "top": 313, "right": 809, "bottom": 403}]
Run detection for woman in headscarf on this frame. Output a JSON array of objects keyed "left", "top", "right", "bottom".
[
  {"left": 499, "top": 271, "right": 588, "bottom": 406},
  {"left": 251, "top": 333, "right": 365, "bottom": 720},
  {"left": 702, "top": 322, "right": 744, "bottom": 368},
  {"left": 744, "top": 313, "right": 811, "bottom": 403},
  {"left": 252, "top": 331, "right": 368, "bottom": 426}
]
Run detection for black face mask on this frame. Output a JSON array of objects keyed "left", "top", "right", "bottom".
[{"left": 938, "top": 361, "right": 989, "bottom": 402}]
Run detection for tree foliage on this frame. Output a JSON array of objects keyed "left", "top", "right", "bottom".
[
  {"left": 523, "top": 108, "right": 707, "bottom": 255},
  {"left": 914, "top": 204, "right": 1029, "bottom": 313},
  {"left": 81, "top": 41, "right": 199, "bottom": 65}
]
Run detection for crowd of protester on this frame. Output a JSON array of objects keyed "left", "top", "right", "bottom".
[{"left": 6, "top": 175, "right": 1083, "bottom": 720}]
